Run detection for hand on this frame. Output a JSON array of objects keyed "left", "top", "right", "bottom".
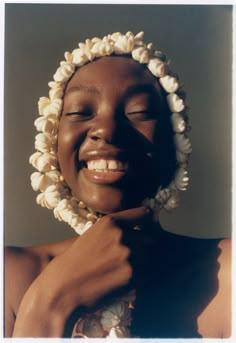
[
  {"left": 57, "top": 205, "right": 152, "bottom": 309},
  {"left": 12, "top": 205, "right": 154, "bottom": 337}
]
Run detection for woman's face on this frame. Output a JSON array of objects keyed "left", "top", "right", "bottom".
[{"left": 58, "top": 56, "right": 167, "bottom": 214}]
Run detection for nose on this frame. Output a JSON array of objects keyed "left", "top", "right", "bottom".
[{"left": 88, "top": 112, "right": 121, "bottom": 144}]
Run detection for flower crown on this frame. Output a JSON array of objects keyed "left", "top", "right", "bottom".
[{"left": 29, "top": 31, "right": 192, "bottom": 235}]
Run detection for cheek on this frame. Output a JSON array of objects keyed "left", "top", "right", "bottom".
[
  {"left": 57, "top": 123, "right": 73, "bottom": 161},
  {"left": 57, "top": 120, "right": 84, "bottom": 173},
  {"left": 133, "top": 120, "right": 158, "bottom": 144}
]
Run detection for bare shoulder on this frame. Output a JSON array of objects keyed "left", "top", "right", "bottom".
[
  {"left": 4, "top": 238, "right": 75, "bottom": 337},
  {"left": 197, "top": 238, "right": 232, "bottom": 338},
  {"left": 4, "top": 238, "right": 76, "bottom": 313},
  {"left": 4, "top": 246, "right": 43, "bottom": 336},
  {"left": 218, "top": 238, "right": 231, "bottom": 267},
  {"left": 4, "top": 245, "right": 51, "bottom": 319}
]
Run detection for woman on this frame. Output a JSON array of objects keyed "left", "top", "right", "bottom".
[{"left": 4, "top": 31, "right": 231, "bottom": 338}]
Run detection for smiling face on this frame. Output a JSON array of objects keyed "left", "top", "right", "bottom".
[{"left": 57, "top": 56, "right": 175, "bottom": 214}]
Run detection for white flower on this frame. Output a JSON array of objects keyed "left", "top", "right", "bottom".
[
  {"left": 53, "top": 199, "right": 94, "bottom": 235},
  {"left": 76, "top": 221, "right": 93, "bottom": 235},
  {"left": 101, "top": 302, "right": 131, "bottom": 329},
  {"left": 30, "top": 170, "right": 61, "bottom": 192},
  {"left": 147, "top": 42, "right": 154, "bottom": 50},
  {"left": 134, "top": 31, "right": 145, "bottom": 44},
  {"left": 86, "top": 212, "right": 98, "bottom": 222},
  {"left": 171, "top": 113, "right": 186, "bottom": 133},
  {"left": 159, "top": 75, "right": 179, "bottom": 93},
  {"left": 142, "top": 197, "right": 157, "bottom": 210},
  {"left": 29, "top": 151, "right": 58, "bottom": 172},
  {"left": 172, "top": 168, "right": 189, "bottom": 191},
  {"left": 38, "top": 97, "right": 62, "bottom": 117},
  {"left": 35, "top": 132, "right": 56, "bottom": 153},
  {"left": 82, "top": 315, "right": 105, "bottom": 338},
  {"left": 91, "top": 39, "right": 114, "bottom": 57},
  {"left": 64, "top": 51, "right": 73, "bottom": 63},
  {"left": 147, "top": 58, "right": 167, "bottom": 77},
  {"left": 34, "top": 115, "right": 58, "bottom": 134},
  {"left": 118, "top": 289, "right": 136, "bottom": 305},
  {"left": 53, "top": 61, "right": 75, "bottom": 83},
  {"left": 167, "top": 93, "right": 185, "bottom": 112},
  {"left": 155, "top": 188, "right": 171, "bottom": 205},
  {"left": 78, "top": 41, "right": 93, "bottom": 50},
  {"left": 48, "top": 83, "right": 64, "bottom": 100},
  {"left": 38, "top": 97, "right": 49, "bottom": 115},
  {"left": 54, "top": 199, "right": 75, "bottom": 222},
  {"left": 72, "top": 47, "right": 94, "bottom": 66},
  {"left": 164, "top": 191, "right": 180, "bottom": 210},
  {"left": 113, "top": 33, "right": 135, "bottom": 54},
  {"left": 91, "top": 36, "right": 103, "bottom": 44},
  {"left": 36, "top": 185, "right": 62, "bottom": 209},
  {"left": 174, "top": 133, "right": 192, "bottom": 154},
  {"left": 109, "top": 32, "right": 122, "bottom": 42},
  {"left": 108, "top": 326, "right": 130, "bottom": 338},
  {"left": 131, "top": 46, "right": 150, "bottom": 64},
  {"left": 176, "top": 151, "right": 188, "bottom": 163}
]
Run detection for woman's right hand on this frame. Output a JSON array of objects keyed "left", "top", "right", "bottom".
[{"left": 12, "top": 206, "right": 151, "bottom": 337}]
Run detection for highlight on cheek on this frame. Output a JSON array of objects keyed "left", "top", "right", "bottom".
[{"left": 29, "top": 31, "right": 192, "bottom": 236}]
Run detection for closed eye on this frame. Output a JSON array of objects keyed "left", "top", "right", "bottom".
[
  {"left": 64, "top": 111, "right": 94, "bottom": 120},
  {"left": 126, "top": 111, "right": 158, "bottom": 121},
  {"left": 65, "top": 111, "right": 91, "bottom": 115}
]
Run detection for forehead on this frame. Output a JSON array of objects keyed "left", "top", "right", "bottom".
[{"left": 66, "top": 55, "right": 161, "bottom": 94}]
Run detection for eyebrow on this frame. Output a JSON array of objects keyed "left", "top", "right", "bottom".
[
  {"left": 64, "top": 82, "right": 163, "bottom": 101},
  {"left": 122, "top": 83, "right": 162, "bottom": 100},
  {"left": 65, "top": 84, "right": 101, "bottom": 97}
]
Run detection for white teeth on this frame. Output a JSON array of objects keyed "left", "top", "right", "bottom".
[
  {"left": 97, "top": 159, "right": 107, "bottom": 169},
  {"left": 87, "top": 159, "right": 126, "bottom": 171},
  {"left": 87, "top": 161, "right": 95, "bottom": 170},
  {"left": 108, "top": 160, "right": 118, "bottom": 170}
]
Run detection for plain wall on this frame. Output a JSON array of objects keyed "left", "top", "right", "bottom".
[{"left": 4, "top": 4, "right": 232, "bottom": 246}]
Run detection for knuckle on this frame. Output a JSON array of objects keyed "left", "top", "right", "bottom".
[
  {"left": 120, "top": 245, "right": 131, "bottom": 260},
  {"left": 105, "top": 214, "right": 115, "bottom": 223},
  {"left": 122, "top": 261, "right": 133, "bottom": 281},
  {"left": 113, "top": 228, "right": 123, "bottom": 242}
]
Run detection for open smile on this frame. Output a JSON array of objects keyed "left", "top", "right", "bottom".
[
  {"left": 87, "top": 159, "right": 128, "bottom": 172},
  {"left": 82, "top": 158, "right": 129, "bottom": 184},
  {"left": 79, "top": 149, "right": 131, "bottom": 184}
]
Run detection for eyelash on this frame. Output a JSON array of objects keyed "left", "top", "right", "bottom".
[
  {"left": 126, "top": 111, "right": 158, "bottom": 120},
  {"left": 64, "top": 110, "right": 158, "bottom": 122},
  {"left": 65, "top": 111, "right": 94, "bottom": 119}
]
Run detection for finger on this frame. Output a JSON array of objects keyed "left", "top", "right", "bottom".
[{"left": 108, "top": 206, "right": 151, "bottom": 228}]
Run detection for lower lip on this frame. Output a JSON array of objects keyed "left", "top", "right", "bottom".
[{"left": 82, "top": 168, "right": 127, "bottom": 184}]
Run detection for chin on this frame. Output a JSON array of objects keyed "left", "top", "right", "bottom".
[
  {"left": 77, "top": 184, "right": 146, "bottom": 214},
  {"left": 74, "top": 170, "right": 146, "bottom": 214},
  {"left": 77, "top": 188, "right": 126, "bottom": 214}
]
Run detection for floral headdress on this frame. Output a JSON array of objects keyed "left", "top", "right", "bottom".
[{"left": 29, "top": 31, "right": 192, "bottom": 235}]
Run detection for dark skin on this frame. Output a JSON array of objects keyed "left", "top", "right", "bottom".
[
  {"left": 57, "top": 55, "right": 170, "bottom": 213},
  {"left": 4, "top": 56, "right": 231, "bottom": 338}
]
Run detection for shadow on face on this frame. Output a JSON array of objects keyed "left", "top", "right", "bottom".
[{"left": 58, "top": 56, "right": 177, "bottom": 213}]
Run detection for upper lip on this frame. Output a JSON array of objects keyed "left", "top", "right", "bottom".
[{"left": 79, "top": 149, "right": 130, "bottom": 163}]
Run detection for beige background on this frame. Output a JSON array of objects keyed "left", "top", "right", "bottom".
[{"left": 4, "top": 4, "right": 232, "bottom": 246}]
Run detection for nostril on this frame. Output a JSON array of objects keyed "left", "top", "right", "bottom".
[{"left": 88, "top": 117, "right": 119, "bottom": 144}]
